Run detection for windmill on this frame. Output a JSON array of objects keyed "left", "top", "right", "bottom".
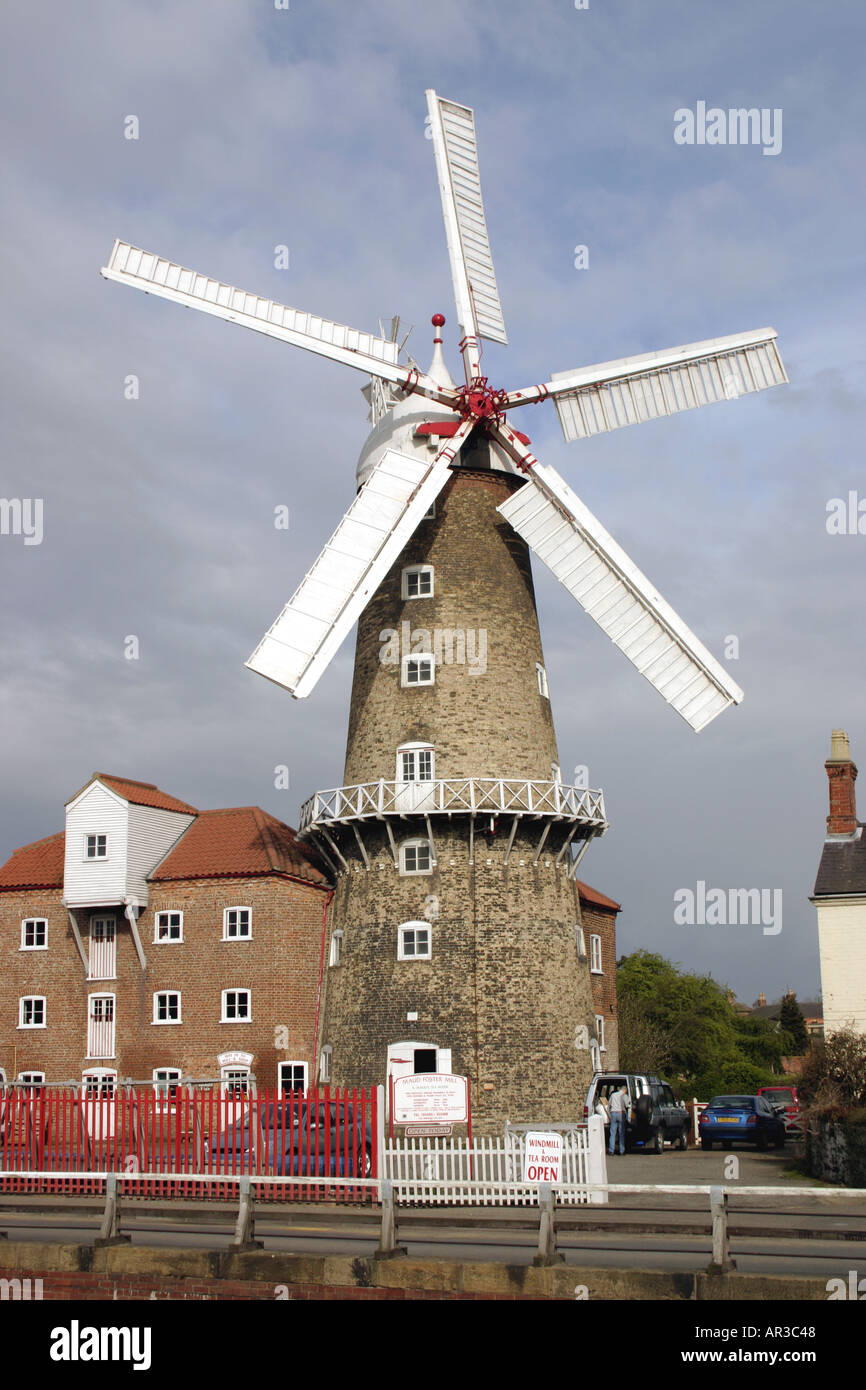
[
  {"left": 101, "top": 92, "right": 787, "bottom": 1126},
  {"left": 102, "top": 91, "right": 786, "bottom": 733}
]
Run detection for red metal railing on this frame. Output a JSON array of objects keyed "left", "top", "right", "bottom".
[{"left": 0, "top": 1086, "right": 378, "bottom": 1203}]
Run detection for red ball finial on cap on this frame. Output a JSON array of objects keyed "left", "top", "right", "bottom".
[{"left": 432, "top": 313, "right": 446, "bottom": 327}]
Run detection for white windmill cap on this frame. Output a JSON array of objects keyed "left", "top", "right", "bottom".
[{"left": 355, "top": 315, "right": 459, "bottom": 489}]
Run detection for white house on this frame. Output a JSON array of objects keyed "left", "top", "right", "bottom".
[{"left": 811, "top": 731, "right": 866, "bottom": 1037}]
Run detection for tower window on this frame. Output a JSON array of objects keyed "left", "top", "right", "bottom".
[
  {"left": 398, "top": 922, "right": 432, "bottom": 960},
  {"left": 329, "top": 930, "right": 343, "bottom": 967},
  {"left": 402, "top": 654, "right": 435, "bottom": 687},
  {"left": 536, "top": 663, "right": 549, "bottom": 699},
  {"left": 400, "top": 839, "right": 432, "bottom": 875},
  {"left": 85, "top": 834, "right": 108, "bottom": 859},
  {"left": 402, "top": 565, "right": 434, "bottom": 599}
]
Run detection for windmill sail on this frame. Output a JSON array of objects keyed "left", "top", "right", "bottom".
[
  {"left": 247, "top": 433, "right": 470, "bottom": 699},
  {"left": 426, "top": 92, "right": 507, "bottom": 348},
  {"left": 542, "top": 329, "right": 787, "bottom": 442},
  {"left": 101, "top": 240, "right": 419, "bottom": 386},
  {"left": 497, "top": 462, "right": 744, "bottom": 732}
]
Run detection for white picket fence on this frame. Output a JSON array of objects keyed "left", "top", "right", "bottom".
[{"left": 383, "top": 1124, "right": 606, "bottom": 1205}]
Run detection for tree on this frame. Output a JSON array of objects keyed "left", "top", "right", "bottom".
[
  {"left": 778, "top": 992, "right": 809, "bottom": 1054},
  {"left": 616, "top": 949, "right": 793, "bottom": 1099},
  {"left": 798, "top": 1028, "right": 866, "bottom": 1110},
  {"left": 617, "top": 993, "right": 672, "bottom": 1076}
]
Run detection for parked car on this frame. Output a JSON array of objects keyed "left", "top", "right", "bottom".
[
  {"left": 584, "top": 1072, "right": 690, "bottom": 1153},
  {"left": 208, "top": 1100, "right": 373, "bottom": 1176},
  {"left": 699, "top": 1094, "right": 786, "bottom": 1150},
  {"left": 757, "top": 1084, "right": 801, "bottom": 1132}
]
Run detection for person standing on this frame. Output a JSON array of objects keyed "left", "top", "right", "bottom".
[{"left": 608, "top": 1084, "right": 630, "bottom": 1155}]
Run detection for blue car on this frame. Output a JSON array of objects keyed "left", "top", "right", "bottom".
[{"left": 699, "top": 1094, "right": 786, "bottom": 1150}]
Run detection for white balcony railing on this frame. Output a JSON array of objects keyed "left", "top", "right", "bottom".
[{"left": 298, "top": 777, "right": 607, "bottom": 836}]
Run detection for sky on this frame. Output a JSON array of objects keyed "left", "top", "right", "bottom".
[{"left": 2, "top": 0, "right": 864, "bottom": 1006}]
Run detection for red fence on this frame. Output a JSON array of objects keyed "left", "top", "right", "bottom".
[{"left": 0, "top": 1086, "right": 378, "bottom": 1202}]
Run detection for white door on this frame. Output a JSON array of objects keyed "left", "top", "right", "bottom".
[
  {"left": 89, "top": 917, "right": 116, "bottom": 980},
  {"left": 386, "top": 1041, "right": 447, "bottom": 1114},
  {"left": 87, "top": 994, "right": 116, "bottom": 1059},
  {"left": 395, "top": 745, "right": 436, "bottom": 813}
]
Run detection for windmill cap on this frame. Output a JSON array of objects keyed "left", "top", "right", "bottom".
[{"left": 829, "top": 729, "right": 851, "bottom": 761}]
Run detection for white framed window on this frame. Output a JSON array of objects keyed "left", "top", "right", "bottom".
[
  {"left": 536, "top": 663, "right": 549, "bottom": 699},
  {"left": 82, "top": 1068, "right": 116, "bottom": 1098},
  {"left": 575, "top": 925, "right": 586, "bottom": 958},
  {"left": 318, "top": 1045, "right": 332, "bottom": 1084},
  {"left": 595, "top": 1015, "right": 606, "bottom": 1052},
  {"left": 223, "top": 907, "right": 252, "bottom": 940},
  {"left": 423, "top": 500, "right": 436, "bottom": 521},
  {"left": 18, "top": 1071, "right": 45, "bottom": 1089},
  {"left": 87, "top": 994, "right": 116, "bottom": 1059},
  {"left": 329, "top": 929, "right": 343, "bottom": 967},
  {"left": 154, "top": 910, "right": 183, "bottom": 943},
  {"left": 153, "top": 991, "right": 181, "bottom": 1024},
  {"left": 279, "top": 1061, "right": 308, "bottom": 1096},
  {"left": 402, "top": 564, "right": 434, "bottom": 600},
  {"left": 398, "top": 921, "right": 432, "bottom": 960},
  {"left": 397, "top": 743, "right": 434, "bottom": 783},
  {"left": 221, "top": 989, "right": 251, "bottom": 1022},
  {"left": 399, "top": 838, "right": 432, "bottom": 876},
  {"left": 153, "top": 1068, "right": 182, "bottom": 1111},
  {"left": 85, "top": 833, "right": 107, "bottom": 860},
  {"left": 220, "top": 1066, "right": 250, "bottom": 1097},
  {"left": 590, "top": 1038, "right": 601, "bottom": 1072},
  {"left": 551, "top": 762, "right": 561, "bottom": 784},
  {"left": 20, "top": 918, "right": 47, "bottom": 950},
  {"left": 590, "top": 934, "right": 603, "bottom": 974},
  {"left": 402, "top": 654, "right": 435, "bottom": 687},
  {"left": 19, "top": 996, "right": 46, "bottom": 1029}
]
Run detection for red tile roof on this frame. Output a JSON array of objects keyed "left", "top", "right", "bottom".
[
  {"left": 67, "top": 774, "right": 198, "bottom": 816},
  {"left": 150, "top": 807, "right": 330, "bottom": 886},
  {"left": 576, "top": 879, "right": 621, "bottom": 913},
  {"left": 0, "top": 832, "right": 65, "bottom": 890}
]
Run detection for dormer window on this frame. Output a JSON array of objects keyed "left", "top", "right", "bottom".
[
  {"left": 85, "top": 834, "right": 107, "bottom": 860},
  {"left": 402, "top": 565, "right": 434, "bottom": 600}
]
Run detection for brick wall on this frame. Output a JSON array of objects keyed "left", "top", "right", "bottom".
[
  {"left": 0, "top": 875, "right": 328, "bottom": 1087},
  {"left": 320, "top": 821, "right": 597, "bottom": 1130},
  {"left": 580, "top": 901, "right": 619, "bottom": 1070}
]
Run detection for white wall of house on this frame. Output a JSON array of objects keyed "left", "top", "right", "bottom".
[
  {"left": 125, "top": 803, "right": 195, "bottom": 901},
  {"left": 64, "top": 782, "right": 129, "bottom": 906},
  {"left": 815, "top": 897, "right": 866, "bottom": 1036}
]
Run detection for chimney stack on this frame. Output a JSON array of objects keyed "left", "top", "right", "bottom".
[{"left": 826, "top": 729, "right": 858, "bottom": 835}]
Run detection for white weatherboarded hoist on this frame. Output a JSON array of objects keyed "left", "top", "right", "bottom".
[{"left": 102, "top": 91, "right": 787, "bottom": 732}]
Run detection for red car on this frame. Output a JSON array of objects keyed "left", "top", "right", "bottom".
[{"left": 757, "top": 1085, "right": 801, "bottom": 1131}]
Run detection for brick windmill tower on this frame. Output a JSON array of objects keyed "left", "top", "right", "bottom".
[{"left": 101, "top": 92, "right": 787, "bottom": 1128}]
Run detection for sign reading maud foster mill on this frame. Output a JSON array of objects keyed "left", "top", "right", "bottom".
[
  {"left": 393, "top": 1074, "right": 469, "bottom": 1128},
  {"left": 524, "top": 1132, "right": 563, "bottom": 1184}
]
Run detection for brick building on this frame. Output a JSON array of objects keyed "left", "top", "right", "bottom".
[
  {"left": 0, "top": 774, "right": 331, "bottom": 1094},
  {"left": 577, "top": 880, "right": 621, "bottom": 1070}
]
